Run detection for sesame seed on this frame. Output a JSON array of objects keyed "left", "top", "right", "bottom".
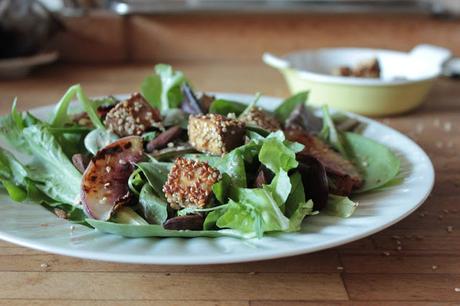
[
  {"left": 382, "top": 251, "right": 391, "bottom": 256},
  {"left": 336, "top": 266, "right": 344, "bottom": 271},
  {"left": 447, "top": 226, "right": 454, "bottom": 233},
  {"left": 432, "top": 265, "right": 438, "bottom": 270},
  {"left": 40, "top": 263, "right": 49, "bottom": 268},
  {"left": 106, "top": 166, "right": 111, "bottom": 173},
  {"left": 118, "top": 159, "right": 127, "bottom": 165},
  {"left": 455, "top": 288, "right": 460, "bottom": 292}
]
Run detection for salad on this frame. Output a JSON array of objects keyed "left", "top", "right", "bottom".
[{"left": 0, "top": 64, "right": 400, "bottom": 239}]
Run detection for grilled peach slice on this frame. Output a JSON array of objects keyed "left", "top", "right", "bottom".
[{"left": 81, "top": 136, "right": 144, "bottom": 220}]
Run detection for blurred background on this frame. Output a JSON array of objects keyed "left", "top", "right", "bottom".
[{"left": 1, "top": 0, "right": 459, "bottom": 64}]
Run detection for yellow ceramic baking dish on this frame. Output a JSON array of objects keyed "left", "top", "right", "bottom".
[{"left": 263, "top": 45, "right": 452, "bottom": 116}]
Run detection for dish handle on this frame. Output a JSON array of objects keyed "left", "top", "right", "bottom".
[
  {"left": 409, "top": 44, "right": 452, "bottom": 71},
  {"left": 262, "top": 52, "right": 291, "bottom": 70}
]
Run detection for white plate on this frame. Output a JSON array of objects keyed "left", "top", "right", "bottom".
[{"left": 0, "top": 93, "right": 434, "bottom": 265}]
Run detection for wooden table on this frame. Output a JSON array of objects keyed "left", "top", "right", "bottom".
[{"left": 0, "top": 62, "right": 459, "bottom": 305}]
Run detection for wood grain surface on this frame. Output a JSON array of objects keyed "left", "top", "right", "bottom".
[
  {"left": 51, "top": 12, "right": 460, "bottom": 63},
  {"left": 0, "top": 62, "right": 459, "bottom": 305}
]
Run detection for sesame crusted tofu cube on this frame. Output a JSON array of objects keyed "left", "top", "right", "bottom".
[
  {"left": 104, "top": 93, "right": 161, "bottom": 137},
  {"left": 188, "top": 114, "right": 245, "bottom": 155},
  {"left": 162, "top": 157, "right": 220, "bottom": 209},
  {"left": 239, "top": 106, "right": 281, "bottom": 132}
]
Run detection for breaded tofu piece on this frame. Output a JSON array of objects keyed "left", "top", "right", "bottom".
[
  {"left": 162, "top": 157, "right": 220, "bottom": 209},
  {"left": 286, "top": 130, "right": 363, "bottom": 196},
  {"left": 354, "top": 57, "right": 380, "bottom": 78},
  {"left": 239, "top": 106, "right": 281, "bottom": 132},
  {"left": 104, "top": 93, "right": 161, "bottom": 137},
  {"left": 188, "top": 114, "right": 245, "bottom": 155}
]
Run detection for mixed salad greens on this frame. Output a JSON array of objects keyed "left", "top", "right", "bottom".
[{"left": 0, "top": 64, "right": 400, "bottom": 239}]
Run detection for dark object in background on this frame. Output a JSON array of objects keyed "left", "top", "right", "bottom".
[{"left": 0, "top": 0, "right": 63, "bottom": 59}]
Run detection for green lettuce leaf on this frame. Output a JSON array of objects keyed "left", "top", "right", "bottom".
[
  {"left": 162, "top": 108, "right": 188, "bottom": 128},
  {"left": 212, "top": 173, "right": 232, "bottom": 204},
  {"left": 324, "top": 195, "right": 358, "bottom": 218},
  {"left": 274, "top": 91, "right": 309, "bottom": 122},
  {"left": 136, "top": 157, "right": 172, "bottom": 198},
  {"left": 110, "top": 207, "right": 148, "bottom": 225},
  {"left": 138, "top": 184, "right": 168, "bottom": 225},
  {"left": 141, "top": 75, "right": 162, "bottom": 109},
  {"left": 0, "top": 147, "right": 58, "bottom": 204},
  {"left": 288, "top": 200, "right": 314, "bottom": 232},
  {"left": 0, "top": 147, "right": 29, "bottom": 202},
  {"left": 203, "top": 209, "right": 226, "bottom": 230},
  {"left": 187, "top": 140, "right": 260, "bottom": 188},
  {"left": 216, "top": 189, "right": 290, "bottom": 238},
  {"left": 209, "top": 99, "right": 247, "bottom": 116},
  {"left": 0, "top": 147, "right": 28, "bottom": 186},
  {"left": 319, "top": 105, "right": 349, "bottom": 158},
  {"left": 0, "top": 100, "right": 29, "bottom": 152},
  {"left": 22, "top": 125, "right": 82, "bottom": 205},
  {"left": 141, "top": 64, "right": 185, "bottom": 112},
  {"left": 263, "top": 170, "right": 291, "bottom": 208},
  {"left": 0, "top": 180, "right": 27, "bottom": 202},
  {"left": 344, "top": 132, "right": 400, "bottom": 193},
  {"left": 258, "top": 131, "right": 303, "bottom": 173},
  {"left": 84, "top": 128, "right": 119, "bottom": 155},
  {"left": 319, "top": 107, "right": 400, "bottom": 193},
  {"left": 87, "top": 219, "right": 239, "bottom": 238},
  {"left": 284, "top": 172, "right": 306, "bottom": 217},
  {"left": 41, "top": 202, "right": 88, "bottom": 224},
  {"left": 50, "top": 84, "right": 104, "bottom": 129},
  {"left": 207, "top": 131, "right": 309, "bottom": 237},
  {"left": 238, "top": 93, "right": 262, "bottom": 119}
]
